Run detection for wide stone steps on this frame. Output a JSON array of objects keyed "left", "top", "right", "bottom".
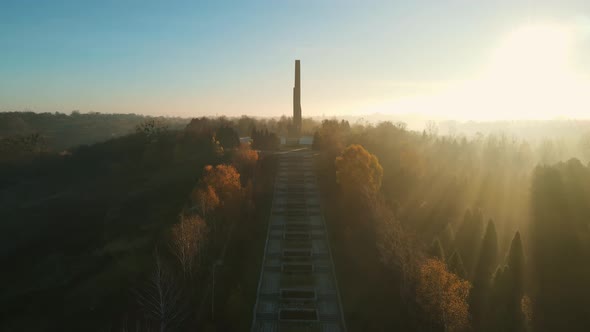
[{"left": 251, "top": 149, "right": 346, "bottom": 332}]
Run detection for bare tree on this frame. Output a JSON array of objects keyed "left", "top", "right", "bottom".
[
  {"left": 135, "top": 118, "right": 168, "bottom": 141},
  {"left": 425, "top": 120, "right": 439, "bottom": 137},
  {"left": 170, "top": 214, "right": 208, "bottom": 279},
  {"left": 395, "top": 121, "right": 408, "bottom": 131},
  {"left": 137, "top": 249, "right": 186, "bottom": 332}
]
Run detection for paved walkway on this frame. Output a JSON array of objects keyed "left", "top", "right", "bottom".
[{"left": 251, "top": 148, "right": 346, "bottom": 332}]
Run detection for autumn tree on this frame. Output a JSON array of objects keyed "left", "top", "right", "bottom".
[
  {"left": 521, "top": 295, "right": 533, "bottom": 331},
  {"left": 197, "top": 165, "right": 243, "bottom": 233},
  {"left": 170, "top": 214, "right": 208, "bottom": 278},
  {"left": 232, "top": 146, "right": 259, "bottom": 182},
  {"left": 416, "top": 259, "right": 471, "bottom": 332},
  {"left": 202, "top": 164, "right": 242, "bottom": 204},
  {"left": 191, "top": 185, "right": 220, "bottom": 218},
  {"left": 335, "top": 144, "right": 383, "bottom": 207}
]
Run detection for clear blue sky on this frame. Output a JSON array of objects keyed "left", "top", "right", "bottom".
[{"left": 1, "top": 1, "right": 589, "bottom": 119}]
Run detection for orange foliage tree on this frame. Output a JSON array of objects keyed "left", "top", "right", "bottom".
[
  {"left": 416, "top": 259, "right": 472, "bottom": 332},
  {"left": 192, "top": 185, "right": 220, "bottom": 217},
  {"left": 234, "top": 145, "right": 258, "bottom": 166},
  {"left": 335, "top": 144, "right": 383, "bottom": 206},
  {"left": 199, "top": 164, "right": 244, "bottom": 227},
  {"left": 521, "top": 294, "right": 533, "bottom": 330},
  {"left": 202, "top": 164, "right": 241, "bottom": 204},
  {"left": 233, "top": 146, "right": 259, "bottom": 180}
]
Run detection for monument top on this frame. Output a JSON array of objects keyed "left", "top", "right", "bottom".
[{"left": 293, "top": 60, "right": 302, "bottom": 135}]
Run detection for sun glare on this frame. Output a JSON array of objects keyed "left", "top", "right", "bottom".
[
  {"left": 381, "top": 23, "right": 589, "bottom": 121},
  {"left": 488, "top": 24, "right": 573, "bottom": 81},
  {"left": 475, "top": 23, "right": 582, "bottom": 119}
]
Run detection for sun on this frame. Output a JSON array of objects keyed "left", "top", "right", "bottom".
[
  {"left": 472, "top": 23, "right": 586, "bottom": 120},
  {"left": 487, "top": 24, "right": 574, "bottom": 84},
  {"left": 374, "top": 22, "right": 589, "bottom": 121}
]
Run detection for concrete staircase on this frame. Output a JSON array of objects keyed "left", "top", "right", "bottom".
[{"left": 251, "top": 149, "right": 346, "bottom": 332}]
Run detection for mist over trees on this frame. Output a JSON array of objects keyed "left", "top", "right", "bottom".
[
  {"left": 0, "top": 112, "right": 310, "bottom": 163},
  {"left": 416, "top": 259, "right": 471, "bottom": 332},
  {"left": 2, "top": 111, "right": 590, "bottom": 331},
  {"left": 530, "top": 160, "right": 590, "bottom": 331},
  {"left": 313, "top": 117, "right": 590, "bottom": 331}
]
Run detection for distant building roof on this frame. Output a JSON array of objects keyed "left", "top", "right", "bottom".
[
  {"left": 299, "top": 136, "right": 313, "bottom": 145},
  {"left": 279, "top": 136, "right": 314, "bottom": 145}
]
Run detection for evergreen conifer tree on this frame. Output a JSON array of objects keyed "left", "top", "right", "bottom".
[
  {"left": 429, "top": 238, "right": 446, "bottom": 262},
  {"left": 506, "top": 232, "right": 525, "bottom": 332},
  {"left": 440, "top": 222, "right": 455, "bottom": 257},
  {"left": 448, "top": 250, "right": 468, "bottom": 279},
  {"left": 470, "top": 219, "right": 498, "bottom": 331},
  {"left": 454, "top": 208, "right": 484, "bottom": 276}
]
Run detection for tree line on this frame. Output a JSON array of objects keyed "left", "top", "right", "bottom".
[
  {"left": 0, "top": 112, "right": 316, "bottom": 163},
  {"left": 313, "top": 119, "right": 589, "bottom": 331},
  {"left": 0, "top": 115, "right": 277, "bottom": 331}
]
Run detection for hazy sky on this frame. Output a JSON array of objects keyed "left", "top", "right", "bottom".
[{"left": 1, "top": 1, "right": 589, "bottom": 120}]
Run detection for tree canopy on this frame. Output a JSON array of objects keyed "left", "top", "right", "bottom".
[
  {"left": 335, "top": 144, "right": 383, "bottom": 206},
  {"left": 416, "top": 259, "right": 471, "bottom": 332}
]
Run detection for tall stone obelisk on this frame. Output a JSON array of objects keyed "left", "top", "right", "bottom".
[{"left": 293, "top": 60, "right": 302, "bottom": 136}]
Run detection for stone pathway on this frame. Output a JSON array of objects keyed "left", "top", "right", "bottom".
[{"left": 251, "top": 148, "right": 346, "bottom": 332}]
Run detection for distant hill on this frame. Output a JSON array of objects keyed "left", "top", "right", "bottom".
[{"left": 0, "top": 112, "right": 190, "bottom": 151}]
